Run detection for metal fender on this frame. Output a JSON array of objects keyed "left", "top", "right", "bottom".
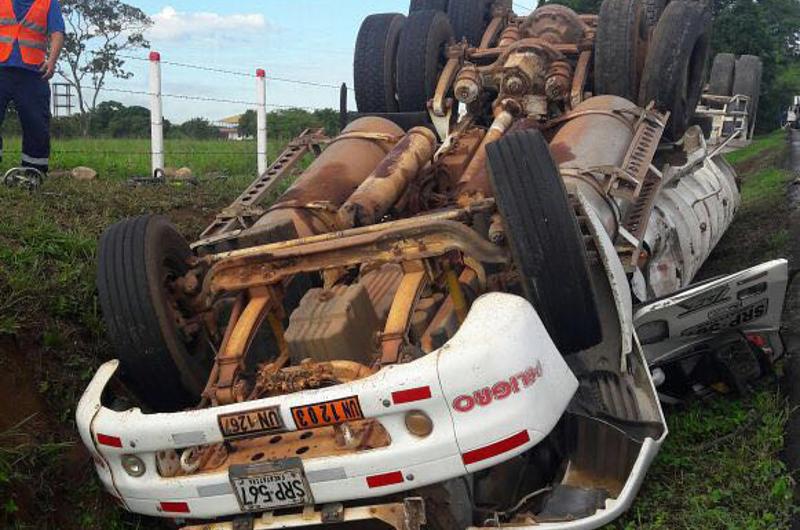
[
  {"left": 439, "top": 293, "right": 579, "bottom": 472},
  {"left": 635, "top": 259, "right": 789, "bottom": 366}
]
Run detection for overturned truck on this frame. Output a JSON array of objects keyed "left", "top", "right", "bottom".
[{"left": 77, "top": 1, "right": 788, "bottom": 529}]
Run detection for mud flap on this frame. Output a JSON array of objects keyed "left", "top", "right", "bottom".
[{"left": 634, "top": 260, "right": 789, "bottom": 370}]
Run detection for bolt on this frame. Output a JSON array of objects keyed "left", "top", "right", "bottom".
[{"left": 382, "top": 399, "right": 391, "bottom": 408}]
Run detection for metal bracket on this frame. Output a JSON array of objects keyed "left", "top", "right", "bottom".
[{"left": 197, "top": 128, "right": 329, "bottom": 245}]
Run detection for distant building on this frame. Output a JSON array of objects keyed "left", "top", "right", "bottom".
[{"left": 214, "top": 114, "right": 250, "bottom": 141}]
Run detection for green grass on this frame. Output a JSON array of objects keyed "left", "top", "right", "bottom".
[
  {"left": 725, "top": 129, "right": 787, "bottom": 166},
  {"left": 616, "top": 390, "right": 794, "bottom": 529},
  {"left": 1, "top": 137, "right": 289, "bottom": 180}
]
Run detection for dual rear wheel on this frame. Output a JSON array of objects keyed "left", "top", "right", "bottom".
[{"left": 354, "top": 0, "right": 503, "bottom": 114}]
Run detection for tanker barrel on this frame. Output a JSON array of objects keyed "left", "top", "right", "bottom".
[
  {"left": 338, "top": 127, "right": 438, "bottom": 228},
  {"left": 244, "top": 117, "right": 404, "bottom": 243}
]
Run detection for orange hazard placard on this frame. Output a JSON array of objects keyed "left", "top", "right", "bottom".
[{"left": 291, "top": 396, "right": 364, "bottom": 429}]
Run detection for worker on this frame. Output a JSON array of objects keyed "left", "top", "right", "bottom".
[{"left": 0, "top": 0, "right": 65, "bottom": 175}]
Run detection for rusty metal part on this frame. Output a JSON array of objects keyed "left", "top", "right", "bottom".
[
  {"left": 246, "top": 117, "right": 404, "bottom": 240},
  {"left": 480, "top": 15, "right": 507, "bottom": 49},
  {"left": 199, "top": 296, "right": 244, "bottom": 407},
  {"left": 546, "top": 59, "right": 573, "bottom": 102},
  {"left": 550, "top": 96, "right": 640, "bottom": 173},
  {"left": 432, "top": 57, "right": 462, "bottom": 118},
  {"left": 378, "top": 262, "right": 429, "bottom": 366},
  {"left": 248, "top": 359, "right": 375, "bottom": 399},
  {"left": 435, "top": 127, "right": 485, "bottom": 192},
  {"left": 570, "top": 50, "right": 592, "bottom": 109},
  {"left": 338, "top": 127, "right": 438, "bottom": 228},
  {"left": 497, "top": 24, "right": 521, "bottom": 48},
  {"left": 618, "top": 105, "right": 670, "bottom": 198},
  {"left": 196, "top": 129, "right": 328, "bottom": 249},
  {"left": 180, "top": 498, "right": 425, "bottom": 530},
  {"left": 199, "top": 205, "right": 507, "bottom": 299},
  {"left": 521, "top": 4, "right": 587, "bottom": 44},
  {"left": 421, "top": 268, "right": 480, "bottom": 352},
  {"left": 213, "top": 287, "right": 274, "bottom": 405},
  {"left": 488, "top": 213, "right": 505, "bottom": 245},
  {"left": 457, "top": 110, "right": 515, "bottom": 204},
  {"left": 454, "top": 62, "right": 482, "bottom": 105},
  {"left": 502, "top": 50, "right": 548, "bottom": 96},
  {"left": 443, "top": 263, "right": 468, "bottom": 323}
]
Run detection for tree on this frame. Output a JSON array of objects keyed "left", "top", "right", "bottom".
[
  {"left": 58, "top": 0, "right": 151, "bottom": 132},
  {"left": 238, "top": 110, "right": 257, "bottom": 138},
  {"left": 179, "top": 118, "right": 219, "bottom": 140}
]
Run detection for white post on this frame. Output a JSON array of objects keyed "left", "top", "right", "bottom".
[
  {"left": 149, "top": 51, "right": 165, "bottom": 176},
  {"left": 256, "top": 68, "right": 268, "bottom": 175}
]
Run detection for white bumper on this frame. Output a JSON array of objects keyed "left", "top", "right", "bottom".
[{"left": 77, "top": 293, "right": 579, "bottom": 520}]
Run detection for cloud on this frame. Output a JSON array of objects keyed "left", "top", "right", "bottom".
[{"left": 149, "top": 6, "right": 268, "bottom": 41}]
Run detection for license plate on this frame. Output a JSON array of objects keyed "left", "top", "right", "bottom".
[
  {"left": 291, "top": 395, "right": 364, "bottom": 429},
  {"left": 218, "top": 405, "right": 285, "bottom": 439},
  {"left": 230, "top": 458, "right": 313, "bottom": 512}
]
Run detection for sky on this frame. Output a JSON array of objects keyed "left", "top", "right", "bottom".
[{"left": 77, "top": 1, "right": 421, "bottom": 123}]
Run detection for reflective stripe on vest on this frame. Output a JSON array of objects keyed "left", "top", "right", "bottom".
[
  {"left": 18, "top": 38, "right": 46, "bottom": 50},
  {"left": 20, "top": 19, "right": 46, "bottom": 34},
  {"left": 0, "top": 17, "right": 15, "bottom": 26}
]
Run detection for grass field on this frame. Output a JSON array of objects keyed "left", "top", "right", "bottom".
[
  {"left": 1, "top": 137, "right": 289, "bottom": 180},
  {"left": 0, "top": 131, "right": 796, "bottom": 529}
]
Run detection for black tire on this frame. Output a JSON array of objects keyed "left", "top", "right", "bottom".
[
  {"left": 396, "top": 10, "right": 454, "bottom": 112},
  {"left": 97, "top": 215, "right": 211, "bottom": 411},
  {"left": 594, "top": 0, "right": 648, "bottom": 102},
  {"left": 354, "top": 13, "right": 406, "bottom": 113},
  {"left": 733, "top": 54, "right": 763, "bottom": 137},
  {"left": 410, "top": 0, "right": 448, "bottom": 12},
  {"left": 639, "top": 1, "right": 711, "bottom": 140},
  {"left": 641, "top": 0, "right": 666, "bottom": 28},
  {"left": 448, "top": 0, "right": 494, "bottom": 46},
  {"left": 487, "top": 130, "right": 602, "bottom": 354},
  {"left": 708, "top": 53, "right": 736, "bottom": 97}
]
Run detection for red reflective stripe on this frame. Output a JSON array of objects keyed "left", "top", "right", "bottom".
[
  {"left": 462, "top": 430, "right": 530, "bottom": 465},
  {"left": 366, "top": 471, "right": 404, "bottom": 488},
  {"left": 391, "top": 386, "right": 432, "bottom": 405},
  {"left": 160, "top": 501, "right": 190, "bottom": 513},
  {"left": 96, "top": 433, "right": 123, "bottom": 448}
]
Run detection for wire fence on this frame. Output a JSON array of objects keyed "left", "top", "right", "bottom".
[{"left": 3, "top": 52, "right": 346, "bottom": 172}]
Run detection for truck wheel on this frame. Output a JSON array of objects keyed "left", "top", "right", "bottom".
[
  {"left": 732, "top": 55, "right": 763, "bottom": 137},
  {"left": 639, "top": 1, "right": 711, "bottom": 140},
  {"left": 594, "top": 0, "right": 648, "bottom": 102},
  {"left": 97, "top": 215, "right": 212, "bottom": 411},
  {"left": 487, "top": 129, "right": 602, "bottom": 354},
  {"left": 448, "top": 0, "right": 495, "bottom": 46},
  {"left": 708, "top": 53, "right": 736, "bottom": 97},
  {"left": 354, "top": 13, "right": 406, "bottom": 113},
  {"left": 410, "top": 0, "right": 448, "bottom": 12},
  {"left": 396, "top": 10, "right": 454, "bottom": 112}
]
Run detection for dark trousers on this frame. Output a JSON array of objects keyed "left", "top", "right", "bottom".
[{"left": 0, "top": 67, "right": 51, "bottom": 173}]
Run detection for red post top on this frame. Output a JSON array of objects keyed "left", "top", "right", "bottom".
[
  {"left": 149, "top": 51, "right": 161, "bottom": 62},
  {"left": 256, "top": 68, "right": 266, "bottom": 78}
]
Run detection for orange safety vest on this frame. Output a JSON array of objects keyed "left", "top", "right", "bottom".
[{"left": 0, "top": 0, "right": 51, "bottom": 65}]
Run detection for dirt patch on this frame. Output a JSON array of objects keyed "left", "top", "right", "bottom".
[{"left": 0, "top": 337, "right": 49, "bottom": 432}]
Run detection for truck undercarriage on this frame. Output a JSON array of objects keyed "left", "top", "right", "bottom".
[{"left": 76, "top": 1, "right": 784, "bottom": 529}]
